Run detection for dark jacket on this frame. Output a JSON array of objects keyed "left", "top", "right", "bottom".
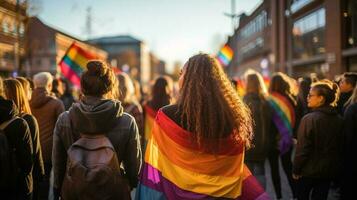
[
  {"left": 30, "top": 88, "right": 65, "bottom": 164},
  {"left": 293, "top": 106, "right": 343, "bottom": 179},
  {"left": 337, "top": 91, "right": 352, "bottom": 115},
  {"left": 52, "top": 96, "right": 142, "bottom": 193},
  {"left": 123, "top": 102, "right": 144, "bottom": 140},
  {"left": 22, "top": 114, "right": 45, "bottom": 179},
  {"left": 0, "top": 97, "right": 33, "bottom": 199},
  {"left": 243, "top": 93, "right": 272, "bottom": 162}
]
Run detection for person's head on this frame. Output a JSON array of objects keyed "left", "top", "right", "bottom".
[
  {"left": 117, "top": 72, "right": 136, "bottom": 104},
  {"left": 308, "top": 79, "right": 340, "bottom": 109},
  {"left": 16, "top": 77, "right": 32, "bottom": 100},
  {"left": 52, "top": 78, "right": 64, "bottom": 97},
  {"left": 178, "top": 53, "right": 252, "bottom": 148},
  {"left": 3, "top": 78, "right": 32, "bottom": 114},
  {"left": 269, "top": 72, "right": 293, "bottom": 96},
  {"left": 298, "top": 77, "right": 312, "bottom": 101},
  {"left": 149, "top": 76, "right": 173, "bottom": 110},
  {"left": 81, "top": 60, "right": 117, "bottom": 98},
  {"left": 339, "top": 72, "right": 357, "bottom": 93},
  {"left": 33, "top": 72, "right": 53, "bottom": 93},
  {"left": 245, "top": 72, "right": 267, "bottom": 96}
]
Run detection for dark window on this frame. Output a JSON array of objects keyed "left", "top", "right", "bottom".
[
  {"left": 344, "top": 0, "right": 357, "bottom": 48},
  {"left": 292, "top": 8, "right": 325, "bottom": 59}
]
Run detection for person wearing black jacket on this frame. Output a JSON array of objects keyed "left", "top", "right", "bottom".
[
  {"left": 341, "top": 86, "right": 357, "bottom": 199},
  {"left": 243, "top": 72, "right": 272, "bottom": 189},
  {"left": 4, "top": 78, "right": 45, "bottom": 200},
  {"left": 0, "top": 77, "right": 33, "bottom": 200},
  {"left": 337, "top": 72, "right": 357, "bottom": 115},
  {"left": 293, "top": 79, "right": 343, "bottom": 200}
]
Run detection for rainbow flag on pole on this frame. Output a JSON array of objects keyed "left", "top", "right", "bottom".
[
  {"left": 136, "top": 110, "right": 270, "bottom": 200},
  {"left": 217, "top": 45, "right": 233, "bottom": 67},
  {"left": 58, "top": 42, "right": 96, "bottom": 87}
]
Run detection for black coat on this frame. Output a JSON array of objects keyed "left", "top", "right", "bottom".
[
  {"left": 0, "top": 97, "right": 33, "bottom": 199},
  {"left": 293, "top": 106, "right": 343, "bottom": 179},
  {"left": 22, "top": 114, "right": 45, "bottom": 180},
  {"left": 243, "top": 93, "right": 272, "bottom": 162}
]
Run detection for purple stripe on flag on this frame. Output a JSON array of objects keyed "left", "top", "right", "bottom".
[
  {"left": 139, "top": 163, "right": 269, "bottom": 200},
  {"left": 272, "top": 112, "right": 293, "bottom": 155}
]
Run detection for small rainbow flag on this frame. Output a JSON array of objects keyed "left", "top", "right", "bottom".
[
  {"left": 58, "top": 42, "right": 96, "bottom": 87},
  {"left": 136, "top": 110, "right": 270, "bottom": 200},
  {"left": 217, "top": 45, "right": 233, "bottom": 67},
  {"left": 268, "top": 92, "right": 295, "bottom": 154}
]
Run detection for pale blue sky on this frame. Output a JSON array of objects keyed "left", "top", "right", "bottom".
[{"left": 39, "top": 0, "right": 261, "bottom": 70}]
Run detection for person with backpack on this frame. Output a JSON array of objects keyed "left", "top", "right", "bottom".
[
  {"left": 4, "top": 78, "right": 45, "bottom": 200},
  {"left": 0, "top": 77, "right": 34, "bottom": 200},
  {"left": 52, "top": 60, "right": 142, "bottom": 200}
]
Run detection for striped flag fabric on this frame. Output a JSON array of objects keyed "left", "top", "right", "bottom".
[
  {"left": 136, "top": 110, "right": 270, "bottom": 200},
  {"left": 216, "top": 45, "right": 234, "bottom": 67},
  {"left": 144, "top": 105, "right": 157, "bottom": 142},
  {"left": 58, "top": 42, "right": 96, "bottom": 87},
  {"left": 268, "top": 92, "right": 295, "bottom": 154}
]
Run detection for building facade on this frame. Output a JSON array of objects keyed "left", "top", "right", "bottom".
[
  {"left": 87, "top": 35, "right": 152, "bottom": 86},
  {"left": 228, "top": 0, "right": 357, "bottom": 79},
  {"left": 0, "top": 0, "right": 27, "bottom": 76},
  {"left": 27, "top": 17, "right": 107, "bottom": 77}
]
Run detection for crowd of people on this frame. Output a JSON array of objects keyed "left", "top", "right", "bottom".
[{"left": 0, "top": 53, "right": 356, "bottom": 200}]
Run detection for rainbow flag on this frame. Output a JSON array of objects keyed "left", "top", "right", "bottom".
[
  {"left": 144, "top": 105, "right": 157, "bottom": 141},
  {"left": 268, "top": 92, "right": 295, "bottom": 154},
  {"left": 136, "top": 110, "right": 270, "bottom": 200},
  {"left": 58, "top": 42, "right": 96, "bottom": 87},
  {"left": 236, "top": 79, "right": 246, "bottom": 97},
  {"left": 217, "top": 45, "right": 233, "bottom": 67}
]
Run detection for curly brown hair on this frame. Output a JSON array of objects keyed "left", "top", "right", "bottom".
[{"left": 178, "top": 54, "right": 252, "bottom": 148}]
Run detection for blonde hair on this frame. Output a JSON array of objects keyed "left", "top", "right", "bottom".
[{"left": 4, "top": 78, "right": 32, "bottom": 114}]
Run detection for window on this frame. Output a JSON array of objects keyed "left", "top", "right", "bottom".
[
  {"left": 292, "top": 8, "right": 325, "bottom": 59},
  {"left": 239, "top": 11, "right": 268, "bottom": 40},
  {"left": 344, "top": 0, "right": 357, "bottom": 48},
  {"left": 290, "top": 0, "right": 314, "bottom": 13}
]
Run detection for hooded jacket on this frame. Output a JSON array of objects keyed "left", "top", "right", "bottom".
[
  {"left": 52, "top": 96, "right": 142, "bottom": 193},
  {"left": 293, "top": 106, "right": 343, "bottom": 179},
  {"left": 30, "top": 88, "right": 64, "bottom": 163},
  {"left": 0, "top": 97, "right": 33, "bottom": 199}
]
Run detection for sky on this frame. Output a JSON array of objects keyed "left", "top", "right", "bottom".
[{"left": 38, "top": 0, "right": 261, "bottom": 71}]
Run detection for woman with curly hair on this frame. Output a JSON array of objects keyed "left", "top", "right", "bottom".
[{"left": 136, "top": 54, "right": 268, "bottom": 199}]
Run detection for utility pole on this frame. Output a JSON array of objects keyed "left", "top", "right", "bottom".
[
  {"left": 224, "top": 0, "right": 239, "bottom": 32},
  {"left": 85, "top": 6, "right": 93, "bottom": 40}
]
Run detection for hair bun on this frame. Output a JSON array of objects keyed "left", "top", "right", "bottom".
[{"left": 86, "top": 60, "right": 107, "bottom": 76}]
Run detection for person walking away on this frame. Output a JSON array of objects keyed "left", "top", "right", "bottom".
[
  {"left": 267, "top": 73, "right": 298, "bottom": 199},
  {"left": 293, "top": 79, "right": 343, "bottom": 200},
  {"left": 0, "top": 77, "right": 33, "bottom": 200},
  {"left": 4, "top": 78, "right": 45, "bottom": 200},
  {"left": 52, "top": 60, "right": 142, "bottom": 199},
  {"left": 30, "top": 72, "right": 65, "bottom": 199},
  {"left": 136, "top": 54, "right": 269, "bottom": 199},
  {"left": 142, "top": 76, "right": 174, "bottom": 143},
  {"left": 243, "top": 72, "right": 272, "bottom": 189}
]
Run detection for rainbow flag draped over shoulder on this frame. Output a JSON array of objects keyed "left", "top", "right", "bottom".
[
  {"left": 144, "top": 105, "right": 157, "bottom": 141},
  {"left": 268, "top": 92, "right": 295, "bottom": 154},
  {"left": 217, "top": 45, "right": 233, "bottom": 67},
  {"left": 59, "top": 42, "right": 96, "bottom": 87},
  {"left": 136, "top": 110, "right": 270, "bottom": 200}
]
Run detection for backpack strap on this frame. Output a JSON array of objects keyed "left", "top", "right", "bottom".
[{"left": 0, "top": 117, "right": 19, "bottom": 131}]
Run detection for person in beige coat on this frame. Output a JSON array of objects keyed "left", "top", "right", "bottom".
[{"left": 30, "top": 72, "right": 64, "bottom": 199}]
